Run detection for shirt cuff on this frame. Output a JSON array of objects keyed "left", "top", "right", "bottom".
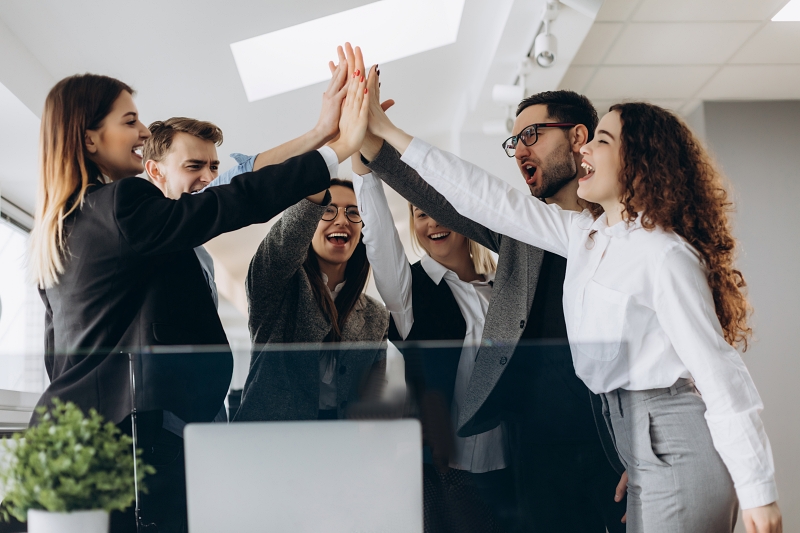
[
  {"left": 399, "top": 137, "right": 433, "bottom": 170},
  {"left": 353, "top": 171, "right": 379, "bottom": 190},
  {"left": 317, "top": 146, "right": 339, "bottom": 179},
  {"left": 737, "top": 481, "right": 779, "bottom": 510}
]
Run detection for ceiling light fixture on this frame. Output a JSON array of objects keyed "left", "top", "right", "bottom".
[
  {"left": 772, "top": 0, "right": 800, "bottom": 21},
  {"left": 533, "top": 1, "right": 560, "bottom": 68},
  {"left": 230, "top": 0, "right": 466, "bottom": 102}
]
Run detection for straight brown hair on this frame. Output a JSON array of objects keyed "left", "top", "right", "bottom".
[{"left": 30, "top": 74, "right": 133, "bottom": 288}]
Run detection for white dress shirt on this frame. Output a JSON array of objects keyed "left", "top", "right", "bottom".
[
  {"left": 353, "top": 171, "right": 509, "bottom": 473},
  {"left": 398, "top": 137, "right": 778, "bottom": 509}
]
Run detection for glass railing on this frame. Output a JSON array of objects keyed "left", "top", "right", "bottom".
[{"left": 2, "top": 340, "right": 627, "bottom": 533}]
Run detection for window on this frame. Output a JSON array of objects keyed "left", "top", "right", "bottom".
[{"left": 0, "top": 217, "right": 46, "bottom": 395}]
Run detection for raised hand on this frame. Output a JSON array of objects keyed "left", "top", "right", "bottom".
[
  {"left": 328, "top": 68, "right": 369, "bottom": 163},
  {"left": 366, "top": 65, "right": 395, "bottom": 139},
  {"left": 315, "top": 46, "right": 348, "bottom": 142}
]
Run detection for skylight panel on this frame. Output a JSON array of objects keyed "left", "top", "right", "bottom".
[
  {"left": 773, "top": 0, "right": 800, "bottom": 21},
  {"left": 230, "top": 0, "right": 466, "bottom": 102}
]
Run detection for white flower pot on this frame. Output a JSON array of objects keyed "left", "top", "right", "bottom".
[{"left": 27, "top": 509, "right": 109, "bottom": 533}]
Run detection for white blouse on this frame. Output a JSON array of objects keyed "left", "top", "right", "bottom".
[
  {"left": 353, "top": 171, "right": 509, "bottom": 473},
  {"left": 400, "top": 137, "right": 777, "bottom": 509}
]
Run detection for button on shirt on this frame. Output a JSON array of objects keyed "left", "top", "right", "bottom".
[
  {"left": 399, "top": 137, "right": 777, "bottom": 509},
  {"left": 353, "top": 171, "right": 508, "bottom": 473}
]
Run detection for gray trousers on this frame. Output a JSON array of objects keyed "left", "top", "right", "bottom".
[{"left": 600, "top": 379, "right": 739, "bottom": 533}]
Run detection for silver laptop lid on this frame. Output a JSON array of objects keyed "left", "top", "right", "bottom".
[{"left": 184, "top": 420, "right": 422, "bottom": 533}]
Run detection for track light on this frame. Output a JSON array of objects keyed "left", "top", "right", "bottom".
[
  {"left": 534, "top": 32, "right": 557, "bottom": 68},
  {"left": 533, "top": 1, "right": 559, "bottom": 68}
]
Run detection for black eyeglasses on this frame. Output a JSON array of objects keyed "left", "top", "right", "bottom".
[
  {"left": 321, "top": 205, "right": 362, "bottom": 224},
  {"left": 501, "top": 122, "right": 577, "bottom": 157}
]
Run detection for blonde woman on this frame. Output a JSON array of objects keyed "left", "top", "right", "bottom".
[{"left": 352, "top": 156, "right": 506, "bottom": 533}]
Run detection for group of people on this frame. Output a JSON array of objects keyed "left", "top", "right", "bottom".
[{"left": 27, "top": 42, "right": 781, "bottom": 533}]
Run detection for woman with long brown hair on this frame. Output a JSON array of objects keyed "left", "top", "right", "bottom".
[
  {"left": 234, "top": 175, "right": 389, "bottom": 422},
  {"left": 364, "top": 96, "right": 781, "bottom": 532},
  {"left": 29, "top": 71, "right": 369, "bottom": 532}
]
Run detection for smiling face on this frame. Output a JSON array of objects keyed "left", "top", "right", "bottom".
[
  {"left": 146, "top": 132, "right": 220, "bottom": 198},
  {"left": 512, "top": 104, "right": 579, "bottom": 198},
  {"left": 411, "top": 206, "right": 469, "bottom": 263},
  {"left": 84, "top": 91, "right": 150, "bottom": 181},
  {"left": 311, "top": 185, "right": 363, "bottom": 267},
  {"left": 578, "top": 110, "right": 624, "bottom": 209}
]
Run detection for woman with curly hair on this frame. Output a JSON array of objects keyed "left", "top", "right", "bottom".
[{"left": 364, "top": 94, "right": 781, "bottom": 532}]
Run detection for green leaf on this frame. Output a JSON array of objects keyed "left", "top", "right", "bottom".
[{"left": 0, "top": 399, "right": 154, "bottom": 521}]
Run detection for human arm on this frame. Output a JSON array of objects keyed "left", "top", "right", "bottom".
[
  {"left": 114, "top": 149, "right": 332, "bottom": 256},
  {"left": 245, "top": 196, "right": 330, "bottom": 330},
  {"left": 362, "top": 140, "right": 502, "bottom": 253},
  {"left": 362, "top": 72, "right": 574, "bottom": 257},
  {"left": 654, "top": 244, "right": 779, "bottom": 514},
  {"left": 204, "top": 46, "right": 352, "bottom": 189},
  {"left": 351, "top": 159, "right": 414, "bottom": 340}
]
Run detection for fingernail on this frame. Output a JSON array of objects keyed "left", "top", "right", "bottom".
[
  {"left": 365, "top": 88, "right": 368, "bottom": 94},
  {"left": 360, "top": 76, "right": 364, "bottom": 82},
  {"left": 379, "top": 82, "right": 382, "bottom": 88},
  {"left": 355, "top": 69, "right": 360, "bottom": 76},
  {"left": 614, "top": 496, "right": 620, "bottom": 501}
]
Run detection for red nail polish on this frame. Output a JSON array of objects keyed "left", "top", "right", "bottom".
[
  {"left": 365, "top": 88, "right": 368, "bottom": 94},
  {"left": 354, "top": 69, "right": 360, "bottom": 76},
  {"left": 360, "top": 76, "right": 364, "bottom": 82}
]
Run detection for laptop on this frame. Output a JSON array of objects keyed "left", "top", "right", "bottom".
[{"left": 184, "top": 420, "right": 422, "bottom": 533}]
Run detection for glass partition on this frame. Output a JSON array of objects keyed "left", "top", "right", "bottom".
[{"left": 4, "top": 340, "right": 626, "bottom": 533}]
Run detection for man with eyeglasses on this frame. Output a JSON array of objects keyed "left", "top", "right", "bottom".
[{"left": 359, "top": 90, "right": 627, "bottom": 532}]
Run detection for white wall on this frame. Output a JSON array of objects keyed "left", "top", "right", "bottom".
[{"left": 695, "top": 100, "right": 800, "bottom": 531}]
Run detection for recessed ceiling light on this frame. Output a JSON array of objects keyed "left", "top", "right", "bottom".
[
  {"left": 772, "top": 0, "right": 800, "bottom": 21},
  {"left": 230, "top": 0, "right": 466, "bottom": 102}
]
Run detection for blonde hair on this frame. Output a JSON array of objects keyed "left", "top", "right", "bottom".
[
  {"left": 408, "top": 203, "right": 496, "bottom": 275},
  {"left": 29, "top": 74, "right": 133, "bottom": 288}
]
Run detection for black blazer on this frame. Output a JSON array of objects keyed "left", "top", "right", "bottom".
[{"left": 34, "top": 151, "right": 331, "bottom": 427}]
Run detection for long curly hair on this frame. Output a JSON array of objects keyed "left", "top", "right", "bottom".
[{"left": 596, "top": 102, "right": 752, "bottom": 350}]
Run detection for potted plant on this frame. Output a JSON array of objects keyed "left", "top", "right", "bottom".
[{"left": 0, "top": 399, "right": 154, "bottom": 533}]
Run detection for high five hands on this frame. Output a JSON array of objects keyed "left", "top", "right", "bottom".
[
  {"left": 330, "top": 43, "right": 412, "bottom": 163},
  {"left": 326, "top": 44, "right": 370, "bottom": 163}
]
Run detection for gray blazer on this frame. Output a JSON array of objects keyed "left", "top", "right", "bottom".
[
  {"left": 235, "top": 198, "right": 389, "bottom": 422},
  {"left": 365, "top": 144, "right": 623, "bottom": 474}
]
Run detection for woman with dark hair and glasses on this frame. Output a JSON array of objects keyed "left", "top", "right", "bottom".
[{"left": 234, "top": 175, "right": 389, "bottom": 422}]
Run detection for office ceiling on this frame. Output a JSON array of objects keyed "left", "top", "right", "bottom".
[
  {"left": 0, "top": 0, "right": 798, "bottom": 313},
  {"left": 560, "top": 0, "right": 799, "bottom": 114}
]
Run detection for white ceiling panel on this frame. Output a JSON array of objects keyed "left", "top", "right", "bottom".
[
  {"left": 730, "top": 22, "right": 800, "bottom": 64},
  {"left": 572, "top": 22, "right": 624, "bottom": 65},
  {"left": 585, "top": 65, "right": 716, "bottom": 99},
  {"left": 591, "top": 97, "right": 686, "bottom": 113},
  {"left": 633, "top": 0, "right": 787, "bottom": 21},
  {"left": 595, "top": 0, "right": 640, "bottom": 22},
  {"left": 604, "top": 22, "right": 760, "bottom": 65},
  {"left": 558, "top": 66, "right": 596, "bottom": 91},
  {"left": 698, "top": 65, "right": 800, "bottom": 99}
]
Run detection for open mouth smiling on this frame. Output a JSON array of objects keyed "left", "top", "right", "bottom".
[
  {"left": 429, "top": 232, "right": 450, "bottom": 241},
  {"left": 327, "top": 232, "right": 350, "bottom": 245},
  {"left": 580, "top": 161, "right": 595, "bottom": 180},
  {"left": 132, "top": 145, "right": 143, "bottom": 159}
]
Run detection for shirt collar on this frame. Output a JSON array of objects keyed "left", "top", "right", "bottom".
[
  {"left": 420, "top": 254, "right": 496, "bottom": 286},
  {"left": 320, "top": 272, "right": 346, "bottom": 299},
  {"left": 591, "top": 212, "right": 644, "bottom": 238}
]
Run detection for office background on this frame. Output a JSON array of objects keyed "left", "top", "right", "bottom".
[{"left": 0, "top": 1, "right": 798, "bottom": 530}]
